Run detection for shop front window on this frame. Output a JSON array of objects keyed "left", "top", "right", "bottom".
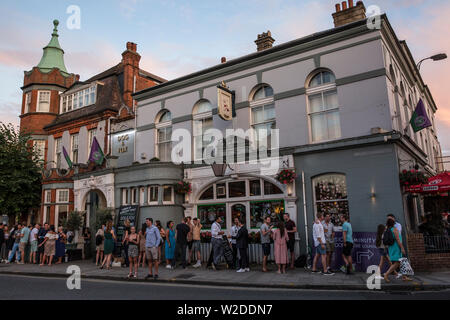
[
  {"left": 229, "top": 181, "right": 246, "bottom": 198},
  {"left": 250, "top": 199, "right": 285, "bottom": 229},
  {"left": 313, "top": 174, "right": 349, "bottom": 226},
  {"left": 231, "top": 204, "right": 246, "bottom": 222},
  {"left": 198, "top": 204, "right": 226, "bottom": 230}
]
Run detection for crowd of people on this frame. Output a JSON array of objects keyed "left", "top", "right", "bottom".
[
  {"left": 0, "top": 222, "right": 67, "bottom": 266},
  {"left": 0, "top": 212, "right": 414, "bottom": 283}
]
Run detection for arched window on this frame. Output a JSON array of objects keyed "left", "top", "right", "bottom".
[
  {"left": 193, "top": 100, "right": 213, "bottom": 161},
  {"left": 156, "top": 110, "right": 172, "bottom": 161},
  {"left": 306, "top": 70, "right": 341, "bottom": 142},
  {"left": 250, "top": 84, "right": 276, "bottom": 150},
  {"left": 313, "top": 173, "right": 349, "bottom": 226}
]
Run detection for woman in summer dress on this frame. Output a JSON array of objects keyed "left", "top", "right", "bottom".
[
  {"left": 165, "top": 221, "right": 176, "bottom": 269},
  {"left": 127, "top": 226, "right": 139, "bottom": 278},
  {"left": 383, "top": 219, "right": 411, "bottom": 282},
  {"left": 138, "top": 224, "right": 147, "bottom": 268},
  {"left": 40, "top": 225, "right": 58, "bottom": 266},
  {"left": 100, "top": 221, "right": 116, "bottom": 270}
]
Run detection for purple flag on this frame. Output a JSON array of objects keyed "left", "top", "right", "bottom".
[
  {"left": 88, "top": 136, "right": 105, "bottom": 165},
  {"left": 410, "top": 99, "right": 432, "bottom": 132}
]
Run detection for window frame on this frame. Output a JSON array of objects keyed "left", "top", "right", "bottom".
[
  {"left": 306, "top": 70, "right": 341, "bottom": 144},
  {"left": 56, "top": 189, "right": 69, "bottom": 203},
  {"left": 44, "top": 190, "right": 52, "bottom": 204},
  {"left": 24, "top": 92, "right": 32, "bottom": 113},
  {"left": 155, "top": 110, "right": 172, "bottom": 162},
  {"left": 192, "top": 100, "right": 213, "bottom": 161},
  {"left": 147, "top": 185, "right": 159, "bottom": 205},
  {"left": 55, "top": 137, "right": 62, "bottom": 168},
  {"left": 162, "top": 185, "right": 174, "bottom": 204},
  {"left": 37, "top": 90, "right": 51, "bottom": 112},
  {"left": 33, "top": 140, "right": 46, "bottom": 162},
  {"left": 249, "top": 85, "right": 276, "bottom": 150},
  {"left": 71, "top": 134, "right": 79, "bottom": 164}
]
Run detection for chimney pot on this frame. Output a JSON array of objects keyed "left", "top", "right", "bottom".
[
  {"left": 348, "top": 0, "right": 354, "bottom": 8},
  {"left": 254, "top": 30, "right": 275, "bottom": 52},
  {"left": 332, "top": 0, "right": 366, "bottom": 27},
  {"left": 221, "top": 57, "right": 227, "bottom": 63},
  {"left": 126, "top": 42, "right": 132, "bottom": 51},
  {"left": 342, "top": 1, "right": 347, "bottom": 10},
  {"left": 335, "top": 3, "right": 341, "bottom": 12}
]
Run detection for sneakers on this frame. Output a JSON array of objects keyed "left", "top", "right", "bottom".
[
  {"left": 375, "top": 275, "right": 384, "bottom": 280},
  {"left": 145, "top": 274, "right": 153, "bottom": 280},
  {"left": 193, "top": 262, "right": 201, "bottom": 268},
  {"left": 321, "top": 271, "right": 335, "bottom": 276},
  {"left": 211, "top": 263, "right": 216, "bottom": 271},
  {"left": 236, "top": 268, "right": 245, "bottom": 273},
  {"left": 165, "top": 264, "right": 172, "bottom": 269},
  {"left": 245, "top": 268, "right": 250, "bottom": 272}
]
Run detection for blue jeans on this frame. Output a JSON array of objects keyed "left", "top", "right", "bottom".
[{"left": 8, "top": 243, "right": 21, "bottom": 262}]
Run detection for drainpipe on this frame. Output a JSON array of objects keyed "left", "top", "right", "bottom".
[
  {"left": 133, "top": 75, "right": 137, "bottom": 163},
  {"left": 302, "top": 171, "right": 309, "bottom": 250}
]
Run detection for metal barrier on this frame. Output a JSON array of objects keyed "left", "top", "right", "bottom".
[{"left": 424, "top": 235, "right": 450, "bottom": 254}]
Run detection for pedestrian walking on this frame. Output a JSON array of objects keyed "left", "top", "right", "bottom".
[
  {"left": 312, "top": 213, "right": 334, "bottom": 275},
  {"left": 340, "top": 214, "right": 354, "bottom": 275},
  {"left": 127, "top": 226, "right": 139, "bottom": 278},
  {"left": 29, "top": 224, "right": 39, "bottom": 264},
  {"left": 174, "top": 218, "right": 190, "bottom": 269},
  {"left": 144, "top": 218, "right": 161, "bottom": 280},
  {"left": 55, "top": 226, "right": 66, "bottom": 264},
  {"left": 192, "top": 218, "right": 202, "bottom": 268},
  {"left": 40, "top": 225, "right": 57, "bottom": 266},
  {"left": 235, "top": 219, "right": 249, "bottom": 272},
  {"left": 260, "top": 216, "right": 272, "bottom": 272},
  {"left": 283, "top": 213, "right": 297, "bottom": 269},
  {"left": 7, "top": 224, "right": 22, "bottom": 264},
  {"left": 100, "top": 221, "right": 115, "bottom": 270},
  {"left": 229, "top": 217, "right": 240, "bottom": 269},
  {"left": 155, "top": 220, "right": 166, "bottom": 263},
  {"left": 19, "top": 222, "right": 30, "bottom": 264},
  {"left": 375, "top": 224, "right": 396, "bottom": 280},
  {"left": 165, "top": 221, "right": 176, "bottom": 268},
  {"left": 95, "top": 225, "right": 105, "bottom": 266},
  {"left": 273, "top": 221, "right": 289, "bottom": 274},
  {"left": 211, "top": 216, "right": 225, "bottom": 270},
  {"left": 322, "top": 213, "right": 335, "bottom": 272},
  {"left": 138, "top": 223, "right": 147, "bottom": 268},
  {"left": 383, "top": 219, "right": 412, "bottom": 282}
]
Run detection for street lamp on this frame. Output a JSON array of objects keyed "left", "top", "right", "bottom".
[
  {"left": 417, "top": 53, "right": 447, "bottom": 70},
  {"left": 211, "top": 162, "right": 233, "bottom": 177}
]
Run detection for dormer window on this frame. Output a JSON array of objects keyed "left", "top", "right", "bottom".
[{"left": 60, "top": 84, "right": 97, "bottom": 114}]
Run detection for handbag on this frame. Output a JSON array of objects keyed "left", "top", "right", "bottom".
[{"left": 399, "top": 257, "right": 414, "bottom": 276}]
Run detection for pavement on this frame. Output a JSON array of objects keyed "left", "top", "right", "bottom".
[{"left": 1, "top": 260, "right": 450, "bottom": 292}]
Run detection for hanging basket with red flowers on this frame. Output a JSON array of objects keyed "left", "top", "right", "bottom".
[
  {"left": 276, "top": 169, "right": 296, "bottom": 185},
  {"left": 174, "top": 181, "right": 192, "bottom": 194},
  {"left": 399, "top": 169, "right": 428, "bottom": 187}
]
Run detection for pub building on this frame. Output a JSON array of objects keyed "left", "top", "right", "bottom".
[
  {"left": 19, "top": 1, "right": 444, "bottom": 258},
  {"left": 129, "top": 1, "right": 443, "bottom": 255}
]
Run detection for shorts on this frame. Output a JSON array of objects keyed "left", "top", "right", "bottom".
[
  {"left": 287, "top": 239, "right": 295, "bottom": 253},
  {"left": 378, "top": 247, "right": 388, "bottom": 257},
  {"left": 315, "top": 244, "right": 326, "bottom": 255},
  {"left": 19, "top": 242, "right": 27, "bottom": 251},
  {"left": 343, "top": 242, "right": 353, "bottom": 257},
  {"left": 262, "top": 243, "right": 271, "bottom": 256},
  {"left": 192, "top": 240, "right": 201, "bottom": 254},
  {"left": 326, "top": 241, "right": 335, "bottom": 253},
  {"left": 145, "top": 247, "right": 159, "bottom": 262},
  {"left": 187, "top": 241, "right": 193, "bottom": 250},
  {"left": 30, "top": 240, "right": 38, "bottom": 252},
  {"left": 128, "top": 244, "right": 139, "bottom": 258}
]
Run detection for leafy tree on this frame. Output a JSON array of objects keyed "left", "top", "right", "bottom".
[
  {"left": 62, "top": 211, "right": 83, "bottom": 231},
  {"left": 95, "top": 207, "right": 114, "bottom": 229},
  {"left": 0, "top": 122, "right": 42, "bottom": 220}
]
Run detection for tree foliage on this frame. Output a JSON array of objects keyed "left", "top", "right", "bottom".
[
  {"left": 0, "top": 122, "right": 42, "bottom": 218},
  {"left": 95, "top": 207, "right": 114, "bottom": 229},
  {"left": 62, "top": 211, "right": 83, "bottom": 231}
]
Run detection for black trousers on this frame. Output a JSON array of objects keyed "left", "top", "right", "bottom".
[
  {"left": 207, "top": 247, "right": 214, "bottom": 267},
  {"left": 238, "top": 247, "right": 249, "bottom": 269},
  {"left": 173, "top": 243, "right": 187, "bottom": 268},
  {"left": 232, "top": 244, "right": 239, "bottom": 268}
]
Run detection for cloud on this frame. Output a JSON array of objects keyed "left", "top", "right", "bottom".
[{"left": 119, "top": 0, "right": 141, "bottom": 19}]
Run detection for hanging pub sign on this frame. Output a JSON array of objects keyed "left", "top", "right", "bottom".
[{"left": 217, "top": 81, "right": 234, "bottom": 121}]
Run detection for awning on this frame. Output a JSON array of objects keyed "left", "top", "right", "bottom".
[{"left": 406, "top": 172, "right": 450, "bottom": 194}]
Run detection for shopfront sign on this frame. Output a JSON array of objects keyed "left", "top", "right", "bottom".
[{"left": 116, "top": 205, "right": 139, "bottom": 243}]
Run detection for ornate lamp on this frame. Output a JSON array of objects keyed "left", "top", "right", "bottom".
[{"left": 211, "top": 162, "right": 233, "bottom": 177}]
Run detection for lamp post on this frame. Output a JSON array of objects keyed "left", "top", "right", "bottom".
[
  {"left": 211, "top": 162, "right": 233, "bottom": 177},
  {"left": 417, "top": 53, "right": 447, "bottom": 70}
]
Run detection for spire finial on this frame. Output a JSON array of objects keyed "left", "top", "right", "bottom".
[{"left": 52, "top": 19, "right": 59, "bottom": 36}]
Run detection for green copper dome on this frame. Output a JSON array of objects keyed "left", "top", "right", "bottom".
[{"left": 36, "top": 20, "right": 69, "bottom": 76}]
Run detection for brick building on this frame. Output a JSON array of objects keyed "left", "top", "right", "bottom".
[{"left": 19, "top": 20, "right": 165, "bottom": 227}]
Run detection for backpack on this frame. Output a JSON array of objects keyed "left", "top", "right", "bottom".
[
  {"left": 294, "top": 254, "right": 307, "bottom": 268},
  {"left": 95, "top": 234, "right": 103, "bottom": 246},
  {"left": 383, "top": 228, "right": 395, "bottom": 246}
]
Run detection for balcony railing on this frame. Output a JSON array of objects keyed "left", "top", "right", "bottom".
[{"left": 424, "top": 235, "right": 450, "bottom": 254}]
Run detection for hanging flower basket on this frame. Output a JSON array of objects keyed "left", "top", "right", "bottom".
[
  {"left": 276, "top": 169, "right": 296, "bottom": 184},
  {"left": 399, "top": 169, "right": 428, "bottom": 187},
  {"left": 174, "top": 180, "right": 192, "bottom": 194}
]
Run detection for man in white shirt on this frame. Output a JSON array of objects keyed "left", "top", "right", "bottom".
[
  {"left": 29, "top": 224, "right": 39, "bottom": 264},
  {"left": 229, "top": 217, "right": 240, "bottom": 270},
  {"left": 312, "top": 213, "right": 334, "bottom": 275},
  {"left": 211, "top": 216, "right": 224, "bottom": 270}
]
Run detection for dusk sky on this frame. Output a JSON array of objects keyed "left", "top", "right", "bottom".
[{"left": 1, "top": 0, "right": 449, "bottom": 161}]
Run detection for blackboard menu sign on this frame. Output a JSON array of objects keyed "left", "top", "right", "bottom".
[{"left": 116, "top": 205, "right": 139, "bottom": 243}]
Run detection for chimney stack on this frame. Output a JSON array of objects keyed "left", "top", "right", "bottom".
[
  {"left": 122, "top": 41, "right": 141, "bottom": 108},
  {"left": 332, "top": 1, "right": 366, "bottom": 28},
  {"left": 255, "top": 31, "right": 275, "bottom": 52}
]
